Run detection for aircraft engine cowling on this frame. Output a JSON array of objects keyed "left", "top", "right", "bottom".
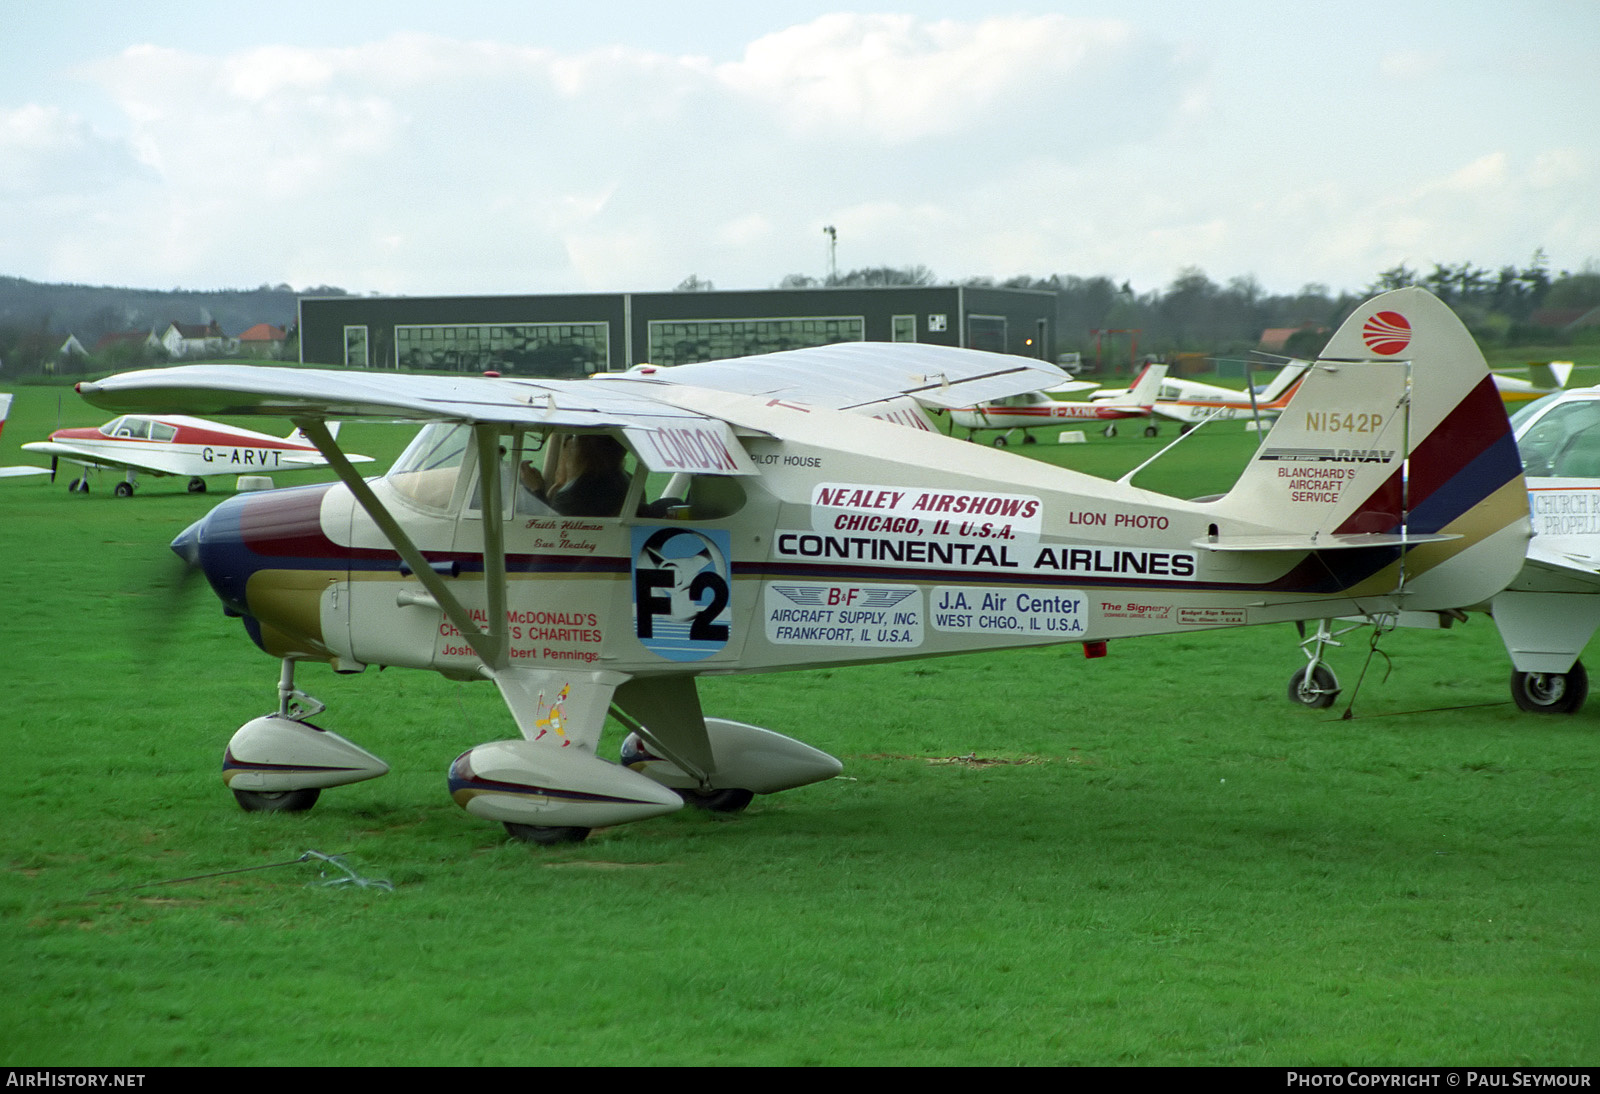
[
  {"left": 223, "top": 714, "right": 390, "bottom": 791},
  {"left": 620, "top": 718, "right": 843, "bottom": 794},
  {"left": 448, "top": 740, "right": 684, "bottom": 829}
]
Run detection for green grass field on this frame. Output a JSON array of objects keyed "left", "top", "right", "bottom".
[{"left": 2, "top": 386, "right": 1597, "bottom": 1066}]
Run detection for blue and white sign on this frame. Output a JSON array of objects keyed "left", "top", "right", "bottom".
[{"left": 631, "top": 527, "right": 733, "bottom": 661}]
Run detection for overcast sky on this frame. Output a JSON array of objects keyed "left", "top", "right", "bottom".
[{"left": 2, "top": 1, "right": 1594, "bottom": 298}]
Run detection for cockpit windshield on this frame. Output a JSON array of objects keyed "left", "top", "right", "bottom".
[
  {"left": 388, "top": 423, "right": 470, "bottom": 509},
  {"left": 1516, "top": 398, "right": 1600, "bottom": 478},
  {"left": 100, "top": 416, "right": 149, "bottom": 439}
]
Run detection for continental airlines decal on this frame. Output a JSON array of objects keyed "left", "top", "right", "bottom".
[{"left": 787, "top": 482, "right": 1196, "bottom": 581}]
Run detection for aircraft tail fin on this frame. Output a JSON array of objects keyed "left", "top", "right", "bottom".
[
  {"left": 1255, "top": 360, "right": 1311, "bottom": 404},
  {"left": 1527, "top": 360, "right": 1575, "bottom": 391},
  {"left": 1214, "top": 287, "right": 1529, "bottom": 610},
  {"left": 1119, "top": 362, "right": 1168, "bottom": 409},
  {"left": 286, "top": 421, "right": 340, "bottom": 445}
]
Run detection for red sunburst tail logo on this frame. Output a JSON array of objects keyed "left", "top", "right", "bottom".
[{"left": 1362, "top": 311, "right": 1411, "bottom": 355}]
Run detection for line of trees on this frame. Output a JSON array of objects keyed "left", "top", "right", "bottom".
[
  {"left": 777, "top": 251, "right": 1600, "bottom": 360},
  {"left": 6, "top": 256, "right": 1598, "bottom": 378}
]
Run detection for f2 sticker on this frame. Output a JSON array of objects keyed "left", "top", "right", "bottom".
[{"left": 631, "top": 527, "right": 733, "bottom": 661}]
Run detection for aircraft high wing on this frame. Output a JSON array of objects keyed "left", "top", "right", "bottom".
[
  {"left": 77, "top": 289, "right": 1532, "bottom": 846},
  {"left": 19, "top": 412, "right": 373, "bottom": 496}
]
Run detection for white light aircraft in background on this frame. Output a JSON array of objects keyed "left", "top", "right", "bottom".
[
  {"left": 20, "top": 413, "right": 372, "bottom": 496},
  {"left": 1128, "top": 360, "right": 1311, "bottom": 433},
  {"left": 76, "top": 288, "right": 1529, "bottom": 846},
  {"left": 950, "top": 361, "right": 1169, "bottom": 443},
  {"left": 1479, "top": 385, "right": 1600, "bottom": 713}
]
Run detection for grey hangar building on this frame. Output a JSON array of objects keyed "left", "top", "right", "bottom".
[{"left": 296, "top": 286, "right": 1057, "bottom": 376}]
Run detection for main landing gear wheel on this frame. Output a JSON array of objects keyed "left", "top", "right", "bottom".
[
  {"left": 1288, "top": 664, "right": 1340, "bottom": 708},
  {"left": 1509, "top": 661, "right": 1588, "bottom": 714},
  {"left": 69, "top": 478, "right": 89, "bottom": 494},
  {"left": 114, "top": 481, "right": 134, "bottom": 498},
  {"left": 187, "top": 477, "right": 207, "bottom": 494},
  {"left": 1102, "top": 424, "right": 1117, "bottom": 438},
  {"left": 677, "top": 787, "right": 755, "bottom": 814},
  {"left": 992, "top": 435, "right": 1008, "bottom": 447},
  {"left": 232, "top": 787, "right": 321, "bottom": 813},
  {"left": 1143, "top": 424, "right": 1160, "bottom": 438},
  {"left": 503, "top": 823, "right": 591, "bottom": 845}
]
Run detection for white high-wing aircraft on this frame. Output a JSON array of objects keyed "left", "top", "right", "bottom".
[
  {"left": 1478, "top": 386, "right": 1600, "bottom": 712},
  {"left": 949, "top": 361, "right": 1169, "bottom": 443},
  {"left": 0, "top": 394, "right": 52, "bottom": 478},
  {"left": 1130, "top": 360, "right": 1311, "bottom": 431},
  {"left": 76, "top": 288, "right": 1530, "bottom": 845},
  {"left": 20, "top": 412, "right": 372, "bottom": 496}
]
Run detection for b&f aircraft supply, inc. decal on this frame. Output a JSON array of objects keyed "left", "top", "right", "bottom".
[
  {"left": 764, "top": 582, "right": 924, "bottom": 648},
  {"left": 777, "top": 483, "right": 1199, "bottom": 581},
  {"left": 632, "top": 527, "right": 734, "bottom": 662}
]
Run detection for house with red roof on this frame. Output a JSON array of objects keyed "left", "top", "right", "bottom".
[{"left": 237, "top": 322, "right": 288, "bottom": 359}]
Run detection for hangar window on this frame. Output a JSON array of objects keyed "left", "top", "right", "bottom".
[
  {"left": 646, "top": 316, "right": 864, "bottom": 366},
  {"left": 395, "top": 322, "right": 609, "bottom": 377}
]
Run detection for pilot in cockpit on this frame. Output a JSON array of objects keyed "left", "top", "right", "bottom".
[{"left": 519, "top": 434, "right": 632, "bottom": 517}]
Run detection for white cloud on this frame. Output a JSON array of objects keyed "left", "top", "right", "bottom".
[
  {"left": 0, "top": 103, "right": 147, "bottom": 197},
  {"left": 0, "top": 10, "right": 1593, "bottom": 296}
]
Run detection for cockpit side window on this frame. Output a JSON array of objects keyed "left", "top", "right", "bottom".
[{"left": 638, "top": 471, "right": 746, "bottom": 521}]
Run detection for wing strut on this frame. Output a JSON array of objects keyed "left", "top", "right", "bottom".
[{"left": 471, "top": 424, "right": 509, "bottom": 670}]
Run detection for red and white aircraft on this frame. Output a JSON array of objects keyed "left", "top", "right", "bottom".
[
  {"left": 20, "top": 411, "right": 371, "bottom": 496},
  {"left": 950, "top": 361, "right": 1169, "bottom": 443}
]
